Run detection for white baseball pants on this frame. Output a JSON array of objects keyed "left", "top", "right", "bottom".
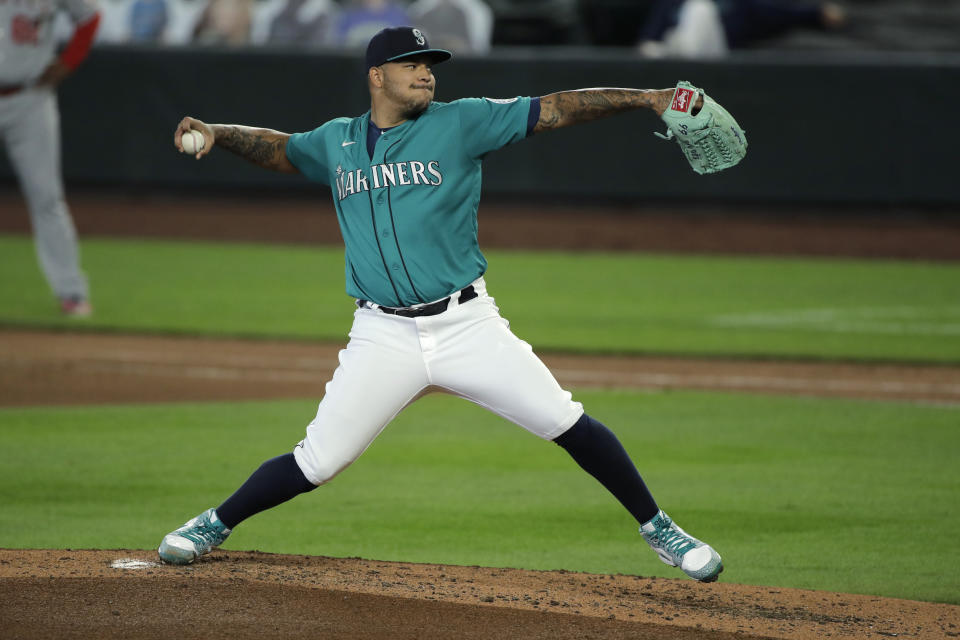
[
  {"left": 293, "top": 277, "right": 584, "bottom": 485},
  {"left": 1, "top": 86, "right": 89, "bottom": 300}
]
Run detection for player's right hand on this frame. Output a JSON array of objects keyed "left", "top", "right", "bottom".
[{"left": 174, "top": 117, "right": 214, "bottom": 159}]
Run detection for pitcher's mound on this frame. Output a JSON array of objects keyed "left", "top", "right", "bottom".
[{"left": 1, "top": 549, "right": 957, "bottom": 639}]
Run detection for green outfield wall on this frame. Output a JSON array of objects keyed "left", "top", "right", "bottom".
[{"left": 2, "top": 46, "right": 958, "bottom": 205}]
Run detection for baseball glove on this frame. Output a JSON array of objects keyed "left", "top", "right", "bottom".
[{"left": 655, "top": 81, "right": 747, "bottom": 175}]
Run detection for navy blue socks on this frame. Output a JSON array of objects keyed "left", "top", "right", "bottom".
[
  {"left": 215, "top": 453, "right": 316, "bottom": 529},
  {"left": 553, "top": 413, "right": 659, "bottom": 525},
  {"left": 215, "top": 416, "right": 656, "bottom": 530}
]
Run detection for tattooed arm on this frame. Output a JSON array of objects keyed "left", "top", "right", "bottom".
[
  {"left": 533, "top": 88, "right": 702, "bottom": 135},
  {"left": 174, "top": 117, "right": 298, "bottom": 173}
]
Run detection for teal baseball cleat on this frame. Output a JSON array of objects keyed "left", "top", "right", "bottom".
[
  {"left": 640, "top": 510, "right": 723, "bottom": 582},
  {"left": 158, "top": 508, "right": 231, "bottom": 565}
]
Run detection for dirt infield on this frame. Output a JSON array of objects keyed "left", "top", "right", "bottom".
[
  {"left": 3, "top": 330, "right": 960, "bottom": 407},
  {"left": 2, "top": 188, "right": 959, "bottom": 638},
  {"left": 2, "top": 550, "right": 958, "bottom": 640}
]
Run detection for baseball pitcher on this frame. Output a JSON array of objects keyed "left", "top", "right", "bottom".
[
  {"left": 0, "top": 0, "right": 100, "bottom": 316},
  {"left": 159, "top": 27, "right": 743, "bottom": 583}
]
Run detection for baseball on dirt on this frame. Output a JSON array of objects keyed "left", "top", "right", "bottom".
[{"left": 181, "top": 130, "right": 205, "bottom": 154}]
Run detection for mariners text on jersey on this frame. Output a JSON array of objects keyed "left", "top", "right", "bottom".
[
  {"left": 286, "top": 96, "right": 532, "bottom": 307},
  {"left": 334, "top": 161, "right": 443, "bottom": 202}
]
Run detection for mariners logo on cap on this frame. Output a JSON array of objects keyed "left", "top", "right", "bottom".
[{"left": 365, "top": 26, "right": 453, "bottom": 68}]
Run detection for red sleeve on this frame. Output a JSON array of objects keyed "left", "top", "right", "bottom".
[{"left": 59, "top": 12, "right": 101, "bottom": 70}]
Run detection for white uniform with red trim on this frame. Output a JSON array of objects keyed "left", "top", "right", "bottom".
[{"left": 1, "top": 0, "right": 99, "bottom": 305}]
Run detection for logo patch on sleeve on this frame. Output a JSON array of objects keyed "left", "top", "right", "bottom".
[{"left": 670, "top": 88, "right": 695, "bottom": 113}]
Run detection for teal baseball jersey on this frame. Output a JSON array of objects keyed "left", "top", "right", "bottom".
[{"left": 286, "top": 96, "right": 532, "bottom": 307}]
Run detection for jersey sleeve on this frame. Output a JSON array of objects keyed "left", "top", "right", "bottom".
[
  {"left": 59, "top": 11, "right": 100, "bottom": 70},
  {"left": 456, "top": 96, "right": 533, "bottom": 158},
  {"left": 61, "top": 0, "right": 99, "bottom": 23},
  {"left": 286, "top": 121, "right": 341, "bottom": 186}
]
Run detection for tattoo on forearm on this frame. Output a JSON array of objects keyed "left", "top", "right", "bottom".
[
  {"left": 534, "top": 88, "right": 667, "bottom": 134},
  {"left": 214, "top": 125, "right": 291, "bottom": 171}
]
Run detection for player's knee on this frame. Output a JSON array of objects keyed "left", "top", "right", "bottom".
[
  {"left": 292, "top": 440, "right": 351, "bottom": 486},
  {"left": 553, "top": 413, "right": 604, "bottom": 449}
]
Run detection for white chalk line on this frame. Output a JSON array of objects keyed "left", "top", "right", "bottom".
[
  {"left": 711, "top": 319, "right": 960, "bottom": 336},
  {"left": 553, "top": 369, "right": 960, "bottom": 397},
  {"left": 710, "top": 306, "right": 960, "bottom": 336}
]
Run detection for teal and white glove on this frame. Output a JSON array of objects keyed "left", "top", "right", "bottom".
[{"left": 656, "top": 81, "right": 748, "bottom": 175}]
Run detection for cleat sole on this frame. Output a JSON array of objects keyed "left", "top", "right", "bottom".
[
  {"left": 158, "top": 542, "right": 197, "bottom": 565},
  {"left": 698, "top": 562, "right": 723, "bottom": 583}
]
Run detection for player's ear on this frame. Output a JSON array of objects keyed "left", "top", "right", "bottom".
[{"left": 369, "top": 66, "right": 384, "bottom": 89}]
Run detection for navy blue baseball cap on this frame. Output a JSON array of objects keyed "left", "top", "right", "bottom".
[{"left": 365, "top": 26, "right": 452, "bottom": 69}]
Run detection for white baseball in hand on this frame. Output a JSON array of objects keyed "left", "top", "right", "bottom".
[{"left": 181, "top": 130, "right": 205, "bottom": 154}]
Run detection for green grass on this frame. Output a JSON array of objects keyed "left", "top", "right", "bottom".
[
  {"left": 0, "top": 391, "right": 957, "bottom": 604},
  {"left": 2, "top": 234, "right": 959, "bottom": 362}
]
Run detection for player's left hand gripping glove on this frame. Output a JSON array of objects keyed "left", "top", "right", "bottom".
[{"left": 655, "top": 81, "right": 747, "bottom": 175}]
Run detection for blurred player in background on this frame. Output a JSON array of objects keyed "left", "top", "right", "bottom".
[{"left": 0, "top": 0, "right": 100, "bottom": 316}]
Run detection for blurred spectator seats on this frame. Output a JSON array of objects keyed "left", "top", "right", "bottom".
[
  {"left": 95, "top": 0, "right": 135, "bottom": 42},
  {"left": 249, "top": 0, "right": 339, "bottom": 46},
  {"left": 165, "top": 0, "right": 210, "bottom": 44},
  {"left": 86, "top": 0, "right": 960, "bottom": 52},
  {"left": 637, "top": 0, "right": 847, "bottom": 58},
  {"left": 578, "top": 0, "right": 656, "bottom": 46},
  {"left": 129, "top": 0, "right": 169, "bottom": 40},
  {"left": 484, "top": 0, "right": 581, "bottom": 45},
  {"left": 775, "top": 0, "right": 960, "bottom": 52},
  {"left": 637, "top": 0, "right": 726, "bottom": 58},
  {"left": 408, "top": 0, "right": 493, "bottom": 54},
  {"left": 94, "top": 0, "right": 204, "bottom": 44},
  {"left": 191, "top": 0, "right": 254, "bottom": 44},
  {"left": 334, "top": 0, "right": 411, "bottom": 48}
]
